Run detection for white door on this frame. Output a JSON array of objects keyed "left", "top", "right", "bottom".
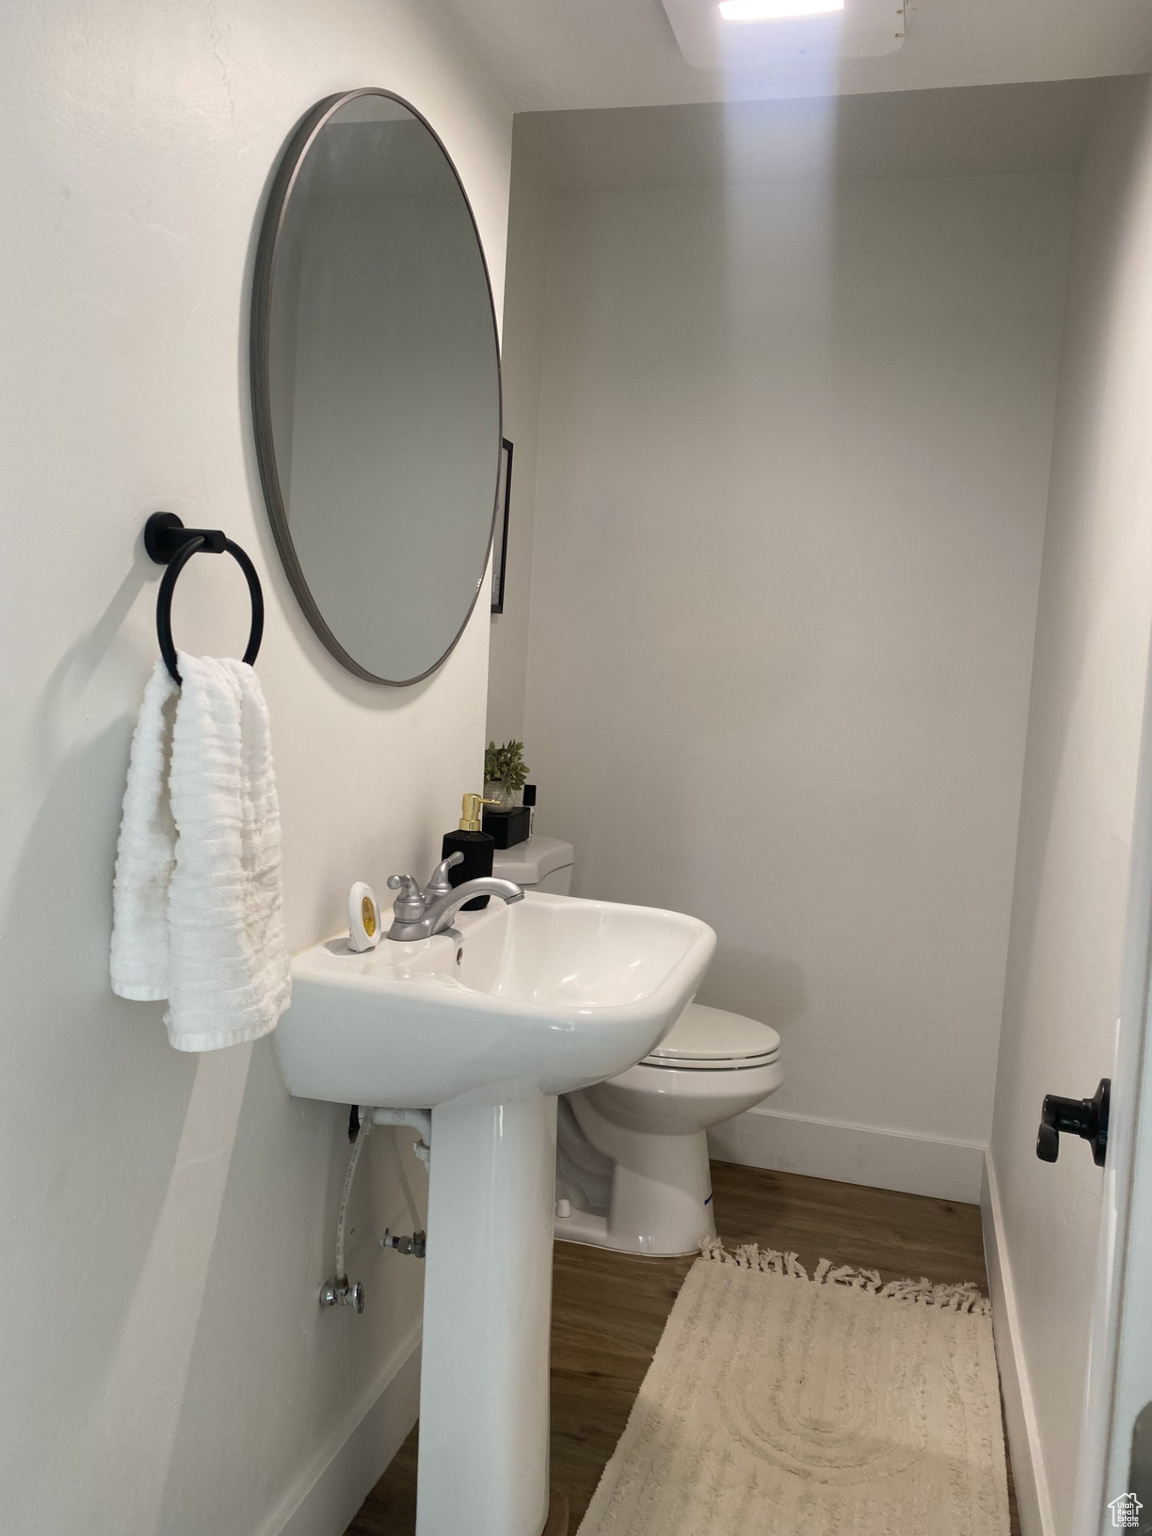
[{"left": 1067, "top": 665, "right": 1152, "bottom": 1535}]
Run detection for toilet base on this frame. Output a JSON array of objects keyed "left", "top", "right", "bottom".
[
  {"left": 554, "top": 1203, "right": 711, "bottom": 1258},
  {"left": 556, "top": 1100, "right": 718, "bottom": 1257}
]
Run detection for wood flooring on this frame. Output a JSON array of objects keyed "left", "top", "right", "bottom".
[{"left": 345, "top": 1160, "right": 1020, "bottom": 1535}]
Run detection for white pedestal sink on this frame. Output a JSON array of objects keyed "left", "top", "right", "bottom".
[{"left": 276, "top": 892, "right": 716, "bottom": 1536}]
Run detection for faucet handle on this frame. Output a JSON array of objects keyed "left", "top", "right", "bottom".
[
  {"left": 424, "top": 851, "right": 465, "bottom": 903},
  {"left": 386, "top": 873, "right": 426, "bottom": 923}
]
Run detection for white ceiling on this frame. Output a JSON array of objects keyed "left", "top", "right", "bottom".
[{"left": 437, "top": 0, "right": 1152, "bottom": 111}]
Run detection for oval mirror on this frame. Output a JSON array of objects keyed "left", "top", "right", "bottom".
[{"left": 251, "top": 90, "right": 502, "bottom": 684}]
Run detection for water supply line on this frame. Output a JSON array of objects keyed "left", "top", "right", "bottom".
[
  {"left": 320, "top": 1113, "right": 372, "bottom": 1312},
  {"left": 372, "top": 1107, "right": 430, "bottom": 1260},
  {"left": 390, "top": 1127, "right": 423, "bottom": 1233},
  {"left": 319, "top": 1107, "right": 432, "bottom": 1312},
  {"left": 336, "top": 1114, "right": 370, "bottom": 1283}
]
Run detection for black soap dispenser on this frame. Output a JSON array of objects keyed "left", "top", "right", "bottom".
[{"left": 442, "top": 793, "right": 499, "bottom": 911}]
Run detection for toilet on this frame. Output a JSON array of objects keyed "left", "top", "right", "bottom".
[
  {"left": 555, "top": 1004, "right": 783, "bottom": 1255},
  {"left": 491, "top": 833, "right": 576, "bottom": 895},
  {"left": 493, "top": 836, "right": 785, "bottom": 1257}
]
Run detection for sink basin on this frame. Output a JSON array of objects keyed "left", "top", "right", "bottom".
[
  {"left": 277, "top": 891, "right": 717, "bottom": 1107},
  {"left": 276, "top": 891, "right": 715, "bottom": 1536}
]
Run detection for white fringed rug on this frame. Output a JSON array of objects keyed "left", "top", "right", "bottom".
[{"left": 577, "top": 1242, "right": 1010, "bottom": 1535}]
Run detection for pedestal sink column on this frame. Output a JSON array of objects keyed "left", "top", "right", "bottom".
[{"left": 417, "top": 1090, "right": 558, "bottom": 1536}]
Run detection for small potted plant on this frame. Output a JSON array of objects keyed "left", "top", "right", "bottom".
[{"left": 484, "top": 740, "right": 530, "bottom": 810}]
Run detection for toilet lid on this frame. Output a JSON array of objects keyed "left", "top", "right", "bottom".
[{"left": 642, "top": 1003, "right": 781, "bottom": 1068}]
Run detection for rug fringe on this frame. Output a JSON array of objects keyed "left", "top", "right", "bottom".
[{"left": 698, "top": 1238, "right": 990, "bottom": 1314}]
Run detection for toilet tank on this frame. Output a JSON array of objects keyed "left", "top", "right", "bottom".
[{"left": 492, "top": 834, "right": 575, "bottom": 895}]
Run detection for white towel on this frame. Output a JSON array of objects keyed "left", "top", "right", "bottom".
[{"left": 111, "top": 654, "right": 291, "bottom": 1051}]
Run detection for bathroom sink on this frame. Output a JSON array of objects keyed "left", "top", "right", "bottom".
[
  {"left": 277, "top": 891, "right": 715, "bottom": 1536},
  {"left": 277, "top": 891, "right": 717, "bottom": 1108}
]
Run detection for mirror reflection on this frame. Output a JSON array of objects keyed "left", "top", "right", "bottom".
[{"left": 253, "top": 90, "right": 502, "bottom": 684}]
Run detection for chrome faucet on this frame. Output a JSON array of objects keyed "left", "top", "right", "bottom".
[{"left": 385, "top": 852, "right": 525, "bottom": 941}]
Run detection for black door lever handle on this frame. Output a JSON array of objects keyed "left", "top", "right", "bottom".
[{"left": 1036, "top": 1079, "right": 1110, "bottom": 1167}]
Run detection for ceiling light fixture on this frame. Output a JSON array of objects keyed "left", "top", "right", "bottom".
[
  {"left": 718, "top": 0, "right": 844, "bottom": 18},
  {"left": 661, "top": 0, "right": 900, "bottom": 68}
]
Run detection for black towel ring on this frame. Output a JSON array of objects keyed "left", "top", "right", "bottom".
[{"left": 144, "top": 512, "right": 265, "bottom": 686}]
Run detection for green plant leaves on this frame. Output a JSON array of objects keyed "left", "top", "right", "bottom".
[{"left": 484, "top": 739, "right": 530, "bottom": 794}]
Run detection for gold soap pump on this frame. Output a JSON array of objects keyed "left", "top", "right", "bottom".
[
  {"left": 458, "top": 792, "right": 498, "bottom": 831},
  {"left": 440, "top": 792, "right": 501, "bottom": 911}
]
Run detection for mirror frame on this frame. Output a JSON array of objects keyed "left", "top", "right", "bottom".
[{"left": 249, "top": 87, "right": 503, "bottom": 685}]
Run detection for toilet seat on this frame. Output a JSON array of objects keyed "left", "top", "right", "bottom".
[{"left": 640, "top": 1002, "right": 780, "bottom": 1071}]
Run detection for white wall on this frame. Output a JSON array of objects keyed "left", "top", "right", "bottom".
[
  {"left": 486, "top": 156, "right": 551, "bottom": 743},
  {"left": 516, "top": 173, "right": 1073, "bottom": 1197},
  {"left": 985, "top": 77, "right": 1152, "bottom": 1536},
  {"left": 0, "top": 4, "right": 509, "bottom": 1534}
]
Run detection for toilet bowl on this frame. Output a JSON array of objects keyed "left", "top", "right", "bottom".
[{"left": 555, "top": 1003, "right": 784, "bottom": 1256}]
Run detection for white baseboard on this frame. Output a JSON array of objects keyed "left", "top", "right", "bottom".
[
  {"left": 258, "top": 1326, "right": 421, "bottom": 1536},
  {"left": 982, "top": 1153, "right": 1055, "bottom": 1536},
  {"left": 707, "top": 1105, "right": 986, "bottom": 1203}
]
